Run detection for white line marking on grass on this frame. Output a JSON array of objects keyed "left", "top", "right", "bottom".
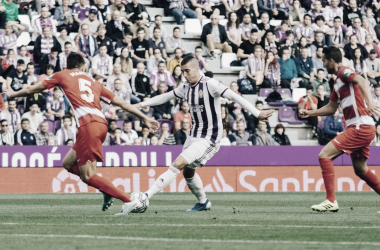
[
  {"left": 0, "top": 233, "right": 379, "bottom": 246},
  {"left": 2, "top": 222, "right": 380, "bottom": 229}
]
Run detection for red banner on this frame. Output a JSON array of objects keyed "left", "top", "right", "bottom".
[{"left": 0, "top": 166, "right": 379, "bottom": 193}]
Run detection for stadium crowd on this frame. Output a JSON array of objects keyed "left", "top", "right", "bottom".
[{"left": 1, "top": 0, "right": 380, "bottom": 146}]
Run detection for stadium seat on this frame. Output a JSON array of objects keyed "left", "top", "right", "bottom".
[
  {"left": 157, "top": 119, "right": 173, "bottom": 133},
  {"left": 242, "top": 94, "right": 258, "bottom": 106},
  {"left": 54, "top": 120, "right": 61, "bottom": 131},
  {"left": 139, "top": 0, "right": 153, "bottom": 5},
  {"left": 117, "top": 119, "right": 125, "bottom": 129},
  {"left": 184, "top": 19, "right": 201, "bottom": 37},
  {"left": 17, "top": 105, "right": 25, "bottom": 116},
  {"left": 292, "top": 88, "right": 306, "bottom": 102},
  {"left": 165, "top": 24, "right": 184, "bottom": 35},
  {"left": 17, "top": 32, "right": 31, "bottom": 47},
  {"left": 183, "top": 41, "right": 203, "bottom": 55},
  {"left": 202, "top": 18, "right": 228, "bottom": 28},
  {"left": 34, "top": 67, "right": 40, "bottom": 75},
  {"left": 146, "top": 8, "right": 175, "bottom": 22},
  {"left": 278, "top": 106, "right": 304, "bottom": 125},
  {"left": 30, "top": 15, "right": 40, "bottom": 34},
  {"left": 18, "top": 15, "right": 32, "bottom": 34},
  {"left": 239, "top": 70, "right": 246, "bottom": 79},
  {"left": 69, "top": 32, "right": 78, "bottom": 41},
  {"left": 44, "top": 119, "right": 55, "bottom": 133},
  {"left": 270, "top": 19, "right": 282, "bottom": 27},
  {"left": 276, "top": 88, "right": 298, "bottom": 106},
  {"left": 259, "top": 88, "right": 274, "bottom": 97},
  {"left": 318, "top": 120, "right": 324, "bottom": 130}
]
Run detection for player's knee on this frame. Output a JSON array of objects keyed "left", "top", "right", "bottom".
[
  {"left": 183, "top": 168, "right": 195, "bottom": 179},
  {"left": 80, "top": 173, "right": 91, "bottom": 183}
]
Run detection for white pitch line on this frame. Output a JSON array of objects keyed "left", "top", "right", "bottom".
[
  {"left": 0, "top": 233, "right": 379, "bottom": 246},
  {"left": 2, "top": 222, "right": 380, "bottom": 229}
]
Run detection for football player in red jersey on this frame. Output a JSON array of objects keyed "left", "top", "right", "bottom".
[
  {"left": 5, "top": 52, "right": 159, "bottom": 215},
  {"left": 300, "top": 46, "right": 380, "bottom": 212}
]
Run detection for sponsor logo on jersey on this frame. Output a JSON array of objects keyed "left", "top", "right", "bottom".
[
  {"left": 199, "top": 90, "right": 203, "bottom": 98},
  {"left": 46, "top": 73, "right": 55, "bottom": 80},
  {"left": 343, "top": 69, "right": 354, "bottom": 77}
]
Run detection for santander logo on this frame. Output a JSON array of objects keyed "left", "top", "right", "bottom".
[{"left": 204, "top": 169, "right": 234, "bottom": 192}]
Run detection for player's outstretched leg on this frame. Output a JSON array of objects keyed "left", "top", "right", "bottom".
[
  {"left": 352, "top": 156, "right": 380, "bottom": 194},
  {"left": 183, "top": 167, "right": 211, "bottom": 212},
  {"left": 145, "top": 156, "right": 188, "bottom": 199},
  {"left": 311, "top": 142, "right": 342, "bottom": 212}
]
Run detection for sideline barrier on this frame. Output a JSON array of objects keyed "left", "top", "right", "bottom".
[{"left": 0, "top": 166, "right": 379, "bottom": 193}]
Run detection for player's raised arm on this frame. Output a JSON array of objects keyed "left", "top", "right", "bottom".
[
  {"left": 4, "top": 82, "right": 47, "bottom": 99},
  {"left": 353, "top": 75, "right": 380, "bottom": 117},
  {"left": 222, "top": 89, "right": 274, "bottom": 121},
  {"left": 134, "top": 91, "right": 176, "bottom": 110}
]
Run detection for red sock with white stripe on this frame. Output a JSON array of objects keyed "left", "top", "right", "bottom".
[
  {"left": 319, "top": 158, "right": 336, "bottom": 203},
  {"left": 87, "top": 174, "right": 131, "bottom": 203},
  {"left": 356, "top": 170, "right": 380, "bottom": 194}
]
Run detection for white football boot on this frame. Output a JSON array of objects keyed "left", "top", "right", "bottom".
[
  {"left": 311, "top": 199, "right": 339, "bottom": 212},
  {"left": 114, "top": 194, "right": 139, "bottom": 216}
]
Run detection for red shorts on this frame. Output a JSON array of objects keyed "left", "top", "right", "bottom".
[
  {"left": 331, "top": 125, "right": 376, "bottom": 159},
  {"left": 72, "top": 122, "right": 108, "bottom": 166}
]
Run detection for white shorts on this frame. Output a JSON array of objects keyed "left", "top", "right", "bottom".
[{"left": 180, "top": 137, "right": 220, "bottom": 169}]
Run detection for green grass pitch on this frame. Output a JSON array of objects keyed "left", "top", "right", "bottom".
[{"left": 1, "top": 192, "right": 380, "bottom": 250}]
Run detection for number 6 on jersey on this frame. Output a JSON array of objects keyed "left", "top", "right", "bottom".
[{"left": 79, "top": 78, "right": 94, "bottom": 103}]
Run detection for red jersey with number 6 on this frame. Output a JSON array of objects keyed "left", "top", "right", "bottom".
[
  {"left": 330, "top": 66, "right": 374, "bottom": 128},
  {"left": 42, "top": 70, "right": 116, "bottom": 128}
]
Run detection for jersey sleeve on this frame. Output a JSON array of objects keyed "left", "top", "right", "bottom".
[
  {"left": 42, "top": 73, "right": 62, "bottom": 90},
  {"left": 100, "top": 83, "right": 116, "bottom": 104},
  {"left": 330, "top": 88, "right": 339, "bottom": 103},
  {"left": 207, "top": 79, "right": 228, "bottom": 98},
  {"left": 339, "top": 67, "right": 359, "bottom": 84},
  {"left": 173, "top": 85, "right": 187, "bottom": 99}
]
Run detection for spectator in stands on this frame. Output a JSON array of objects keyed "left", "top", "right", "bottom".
[
  {"left": 93, "top": 0, "right": 111, "bottom": 25},
  {"left": 131, "top": 27, "right": 150, "bottom": 67},
  {"left": 114, "top": 47, "right": 133, "bottom": 76},
  {"left": 82, "top": 8, "right": 101, "bottom": 36},
  {"left": 59, "top": 42, "right": 72, "bottom": 70},
  {"left": 92, "top": 43, "right": 113, "bottom": 80},
  {"left": 133, "top": 96, "right": 154, "bottom": 132},
  {"left": 275, "top": 20, "right": 289, "bottom": 43},
  {"left": 371, "top": 124, "right": 380, "bottom": 146},
  {"left": 131, "top": 63, "right": 151, "bottom": 102},
  {"left": 315, "top": 84, "right": 330, "bottom": 109},
  {"left": 350, "top": 47, "right": 369, "bottom": 82},
  {"left": 109, "top": 0, "right": 125, "bottom": 16},
  {"left": 293, "top": 36, "right": 310, "bottom": 59},
  {"left": 25, "top": 81, "right": 48, "bottom": 113},
  {"left": 130, "top": 15, "right": 150, "bottom": 40},
  {"left": 173, "top": 100, "right": 192, "bottom": 133},
  {"left": 158, "top": 121, "right": 175, "bottom": 145},
  {"left": 150, "top": 135, "right": 159, "bottom": 145},
  {"left": 104, "top": 119, "right": 121, "bottom": 145},
  {"left": 295, "top": 47, "right": 314, "bottom": 86},
  {"left": 364, "top": 34, "right": 380, "bottom": 59},
  {"left": 194, "top": 46, "right": 211, "bottom": 73},
  {"left": 298, "top": 85, "right": 318, "bottom": 138},
  {"left": 343, "top": 0, "right": 361, "bottom": 26},
  {"left": 246, "top": 101, "right": 270, "bottom": 134},
  {"left": 75, "top": 24, "right": 98, "bottom": 67},
  {"left": 72, "top": 0, "right": 91, "bottom": 32},
  {"left": 152, "top": 82, "right": 173, "bottom": 120},
  {"left": 344, "top": 34, "right": 368, "bottom": 61},
  {"left": 237, "top": 29, "right": 259, "bottom": 66},
  {"left": 32, "top": 7, "right": 57, "bottom": 41},
  {"left": 190, "top": 0, "right": 215, "bottom": 21},
  {"left": 172, "top": 65, "right": 183, "bottom": 86},
  {"left": 366, "top": 49, "right": 380, "bottom": 85},
  {"left": 125, "top": 0, "right": 150, "bottom": 24},
  {"left": 245, "top": 45, "right": 264, "bottom": 93},
  {"left": 257, "top": 0, "right": 287, "bottom": 20},
  {"left": 332, "top": 17, "right": 347, "bottom": 46},
  {"left": 26, "top": 62, "right": 37, "bottom": 86},
  {"left": 21, "top": 103, "right": 44, "bottom": 134},
  {"left": 231, "top": 121, "right": 252, "bottom": 146},
  {"left": 65, "top": 139, "right": 73, "bottom": 146},
  {"left": 122, "top": 120, "right": 138, "bottom": 144},
  {"left": 346, "top": 17, "right": 366, "bottom": 45},
  {"left": 365, "top": 7, "right": 376, "bottom": 28},
  {"left": 167, "top": 48, "right": 183, "bottom": 73},
  {"left": 168, "top": 0, "right": 197, "bottom": 25},
  {"left": 106, "top": 10, "right": 130, "bottom": 42},
  {"left": 221, "top": 105, "right": 232, "bottom": 131},
  {"left": 106, "top": 63, "right": 131, "bottom": 91},
  {"left": 175, "top": 118, "right": 189, "bottom": 145},
  {"left": 324, "top": 0, "right": 342, "bottom": 27},
  {"left": 225, "top": 12, "right": 242, "bottom": 53},
  {"left": 308, "top": 0, "right": 323, "bottom": 22},
  {"left": 260, "top": 30, "right": 279, "bottom": 55},
  {"left": 311, "top": 16, "right": 334, "bottom": 46},
  {"left": 55, "top": 0, "right": 73, "bottom": 30},
  {"left": 166, "top": 27, "right": 187, "bottom": 56},
  {"left": 323, "top": 109, "right": 344, "bottom": 143},
  {"left": 110, "top": 128, "right": 127, "bottom": 145},
  {"left": 252, "top": 120, "right": 279, "bottom": 146},
  {"left": 312, "top": 69, "right": 330, "bottom": 95},
  {"left": 149, "top": 27, "right": 168, "bottom": 59},
  {"left": 1, "top": 0, "right": 28, "bottom": 31},
  {"left": 149, "top": 15, "right": 168, "bottom": 40},
  {"left": 201, "top": 14, "right": 232, "bottom": 59},
  {"left": 34, "top": 27, "right": 62, "bottom": 64},
  {"left": 45, "top": 87, "right": 65, "bottom": 121},
  {"left": 257, "top": 12, "right": 274, "bottom": 39},
  {"left": 262, "top": 51, "right": 281, "bottom": 88},
  {"left": 56, "top": 115, "right": 76, "bottom": 145},
  {"left": 220, "top": 128, "right": 232, "bottom": 146},
  {"left": 312, "top": 47, "right": 327, "bottom": 78},
  {"left": 147, "top": 48, "right": 165, "bottom": 75},
  {"left": 40, "top": 47, "right": 61, "bottom": 75},
  {"left": 295, "top": 15, "right": 314, "bottom": 45},
  {"left": 272, "top": 123, "right": 291, "bottom": 145},
  {"left": 57, "top": 26, "right": 77, "bottom": 53},
  {"left": 150, "top": 61, "right": 175, "bottom": 92},
  {"left": 14, "top": 118, "right": 36, "bottom": 145},
  {"left": 240, "top": 13, "right": 259, "bottom": 42},
  {"left": 0, "top": 119, "right": 14, "bottom": 145},
  {"left": 0, "top": 23, "right": 24, "bottom": 56},
  {"left": 310, "top": 32, "right": 326, "bottom": 58},
  {"left": 0, "top": 98, "right": 20, "bottom": 133},
  {"left": 96, "top": 24, "right": 115, "bottom": 57},
  {"left": 17, "top": 46, "right": 31, "bottom": 65},
  {"left": 139, "top": 125, "right": 151, "bottom": 145},
  {"left": 36, "top": 121, "right": 54, "bottom": 146},
  {"left": 119, "top": 32, "right": 134, "bottom": 56},
  {"left": 363, "top": 17, "right": 378, "bottom": 44},
  {"left": 236, "top": 0, "right": 257, "bottom": 26},
  {"left": 111, "top": 79, "right": 131, "bottom": 119},
  {"left": 37, "top": 64, "right": 54, "bottom": 84},
  {"left": 6, "top": 59, "right": 27, "bottom": 93}
]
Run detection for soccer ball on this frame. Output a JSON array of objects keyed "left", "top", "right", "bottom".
[{"left": 131, "top": 192, "right": 149, "bottom": 213}]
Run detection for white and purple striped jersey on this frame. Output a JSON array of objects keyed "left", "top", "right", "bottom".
[{"left": 173, "top": 76, "right": 227, "bottom": 143}]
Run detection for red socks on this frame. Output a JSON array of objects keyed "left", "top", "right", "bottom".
[
  {"left": 87, "top": 174, "right": 131, "bottom": 203},
  {"left": 319, "top": 158, "right": 336, "bottom": 202},
  {"left": 68, "top": 164, "right": 80, "bottom": 176},
  {"left": 357, "top": 170, "right": 380, "bottom": 194}
]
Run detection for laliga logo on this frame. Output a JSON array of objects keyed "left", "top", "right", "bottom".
[
  {"left": 204, "top": 169, "right": 234, "bottom": 192},
  {"left": 52, "top": 170, "right": 88, "bottom": 193}
]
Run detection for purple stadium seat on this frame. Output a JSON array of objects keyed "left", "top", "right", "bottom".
[
  {"left": 44, "top": 119, "right": 55, "bottom": 133},
  {"left": 117, "top": 119, "right": 125, "bottom": 129},
  {"left": 17, "top": 105, "right": 25, "bottom": 116},
  {"left": 277, "top": 88, "right": 292, "bottom": 97},
  {"left": 54, "top": 120, "right": 61, "bottom": 131},
  {"left": 278, "top": 106, "right": 304, "bottom": 125},
  {"left": 157, "top": 119, "right": 173, "bottom": 133},
  {"left": 259, "top": 88, "right": 274, "bottom": 97},
  {"left": 34, "top": 67, "right": 40, "bottom": 75},
  {"left": 267, "top": 102, "right": 284, "bottom": 107},
  {"left": 318, "top": 120, "right": 324, "bottom": 130}
]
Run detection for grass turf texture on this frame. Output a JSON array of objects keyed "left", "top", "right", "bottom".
[{"left": 0, "top": 192, "right": 380, "bottom": 250}]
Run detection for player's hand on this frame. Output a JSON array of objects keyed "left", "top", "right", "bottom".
[
  {"left": 144, "top": 118, "right": 159, "bottom": 133},
  {"left": 133, "top": 103, "right": 142, "bottom": 110},
  {"left": 3, "top": 87, "right": 14, "bottom": 99},
  {"left": 299, "top": 109, "right": 310, "bottom": 118},
  {"left": 367, "top": 102, "right": 380, "bottom": 117},
  {"left": 258, "top": 109, "right": 274, "bottom": 122}
]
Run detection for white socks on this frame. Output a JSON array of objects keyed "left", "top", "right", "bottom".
[
  {"left": 146, "top": 165, "right": 180, "bottom": 199},
  {"left": 186, "top": 173, "right": 207, "bottom": 204}
]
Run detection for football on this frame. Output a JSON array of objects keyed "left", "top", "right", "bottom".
[{"left": 131, "top": 192, "right": 149, "bottom": 213}]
